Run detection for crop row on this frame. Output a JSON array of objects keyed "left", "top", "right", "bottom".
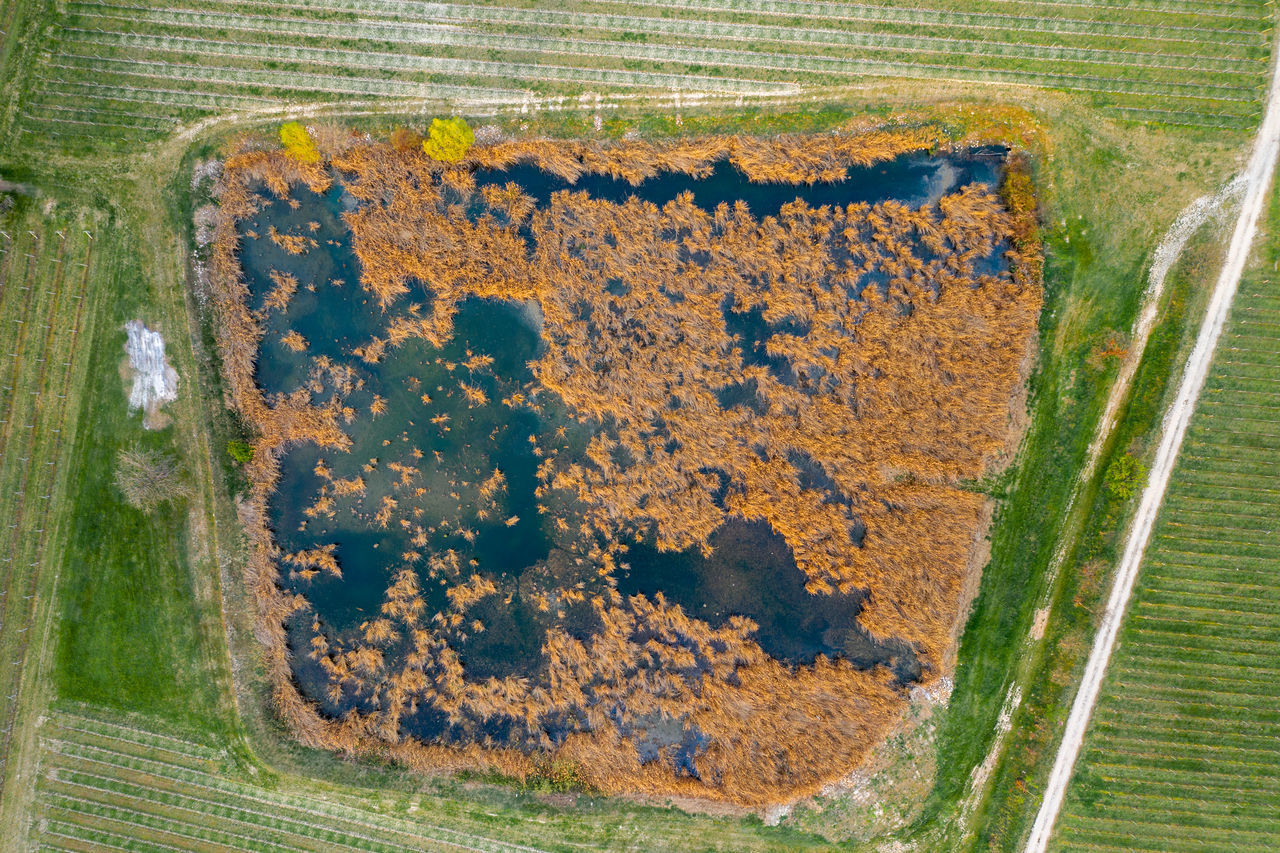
[
  {"left": 1061, "top": 811, "right": 1277, "bottom": 849},
  {"left": 1162, "top": 508, "right": 1278, "bottom": 533},
  {"left": 1106, "top": 105, "right": 1258, "bottom": 128},
  {"left": 1142, "top": 552, "right": 1278, "bottom": 580},
  {"left": 153, "top": 0, "right": 1275, "bottom": 35},
  {"left": 1082, "top": 756, "right": 1279, "bottom": 793},
  {"left": 1140, "top": 579, "right": 1280, "bottom": 605},
  {"left": 1089, "top": 725, "right": 1280, "bottom": 760},
  {"left": 1056, "top": 283, "right": 1280, "bottom": 850},
  {"left": 558, "top": 0, "right": 1270, "bottom": 40},
  {"left": 1089, "top": 709, "right": 1278, "bottom": 746},
  {"left": 39, "top": 76, "right": 277, "bottom": 109},
  {"left": 1076, "top": 764, "right": 1280, "bottom": 803},
  {"left": 1178, "top": 438, "right": 1280, "bottom": 460},
  {"left": 308, "top": 0, "right": 1274, "bottom": 27},
  {"left": 977, "top": 0, "right": 1266, "bottom": 22}
]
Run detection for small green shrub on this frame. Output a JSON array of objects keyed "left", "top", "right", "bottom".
[
  {"left": 227, "top": 440, "right": 254, "bottom": 464},
  {"left": 1103, "top": 452, "right": 1146, "bottom": 501},
  {"left": 522, "top": 756, "right": 590, "bottom": 794}
]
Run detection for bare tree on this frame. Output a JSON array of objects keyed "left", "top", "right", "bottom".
[{"left": 114, "top": 447, "right": 191, "bottom": 512}]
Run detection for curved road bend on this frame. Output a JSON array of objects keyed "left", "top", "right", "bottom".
[{"left": 1023, "top": 39, "right": 1280, "bottom": 853}]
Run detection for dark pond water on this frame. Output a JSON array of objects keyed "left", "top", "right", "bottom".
[
  {"left": 241, "top": 189, "right": 553, "bottom": 634},
  {"left": 474, "top": 149, "right": 1002, "bottom": 215},
  {"left": 240, "top": 148, "right": 1005, "bottom": 738}
]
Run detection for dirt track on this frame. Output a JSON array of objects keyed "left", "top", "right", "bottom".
[{"left": 1023, "top": 41, "right": 1280, "bottom": 853}]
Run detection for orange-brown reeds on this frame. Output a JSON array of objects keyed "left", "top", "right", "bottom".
[{"left": 210, "top": 126, "right": 1042, "bottom": 809}]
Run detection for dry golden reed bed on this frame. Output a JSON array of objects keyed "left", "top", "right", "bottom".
[{"left": 207, "top": 126, "right": 1041, "bottom": 807}]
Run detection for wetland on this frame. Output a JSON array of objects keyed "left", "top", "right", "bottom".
[{"left": 209, "top": 130, "right": 1041, "bottom": 805}]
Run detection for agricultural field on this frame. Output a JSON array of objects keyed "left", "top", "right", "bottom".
[
  {"left": 1054, "top": 192, "right": 1280, "bottom": 852},
  {"left": 31, "top": 705, "right": 559, "bottom": 853},
  {"left": 28, "top": 701, "right": 862, "bottom": 851},
  {"left": 0, "top": 202, "right": 105, "bottom": 809},
  {"left": 5, "top": 0, "right": 1275, "bottom": 154}
]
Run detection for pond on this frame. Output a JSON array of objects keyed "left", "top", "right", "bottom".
[{"left": 238, "top": 146, "right": 1006, "bottom": 743}]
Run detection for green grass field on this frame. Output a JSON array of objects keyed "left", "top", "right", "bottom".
[
  {"left": 1052, "top": 187, "right": 1280, "bottom": 852},
  {"left": 6, "top": 0, "right": 1274, "bottom": 155}
]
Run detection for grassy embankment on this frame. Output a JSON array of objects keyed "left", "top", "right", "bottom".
[
  {"left": 1051, "top": 178, "right": 1280, "bottom": 853},
  {"left": 961, "top": 172, "right": 1237, "bottom": 853}
]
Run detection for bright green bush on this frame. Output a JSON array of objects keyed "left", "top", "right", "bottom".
[
  {"left": 227, "top": 440, "right": 254, "bottom": 464},
  {"left": 421, "top": 117, "right": 474, "bottom": 163},
  {"left": 279, "top": 122, "right": 320, "bottom": 163},
  {"left": 1103, "top": 452, "right": 1146, "bottom": 501}
]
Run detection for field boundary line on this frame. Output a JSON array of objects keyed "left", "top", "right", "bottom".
[{"left": 1024, "top": 25, "right": 1280, "bottom": 853}]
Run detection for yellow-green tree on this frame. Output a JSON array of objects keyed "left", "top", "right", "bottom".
[
  {"left": 422, "top": 117, "right": 475, "bottom": 163},
  {"left": 280, "top": 121, "right": 321, "bottom": 163}
]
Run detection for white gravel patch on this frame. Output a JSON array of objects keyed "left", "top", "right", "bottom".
[{"left": 124, "top": 319, "right": 178, "bottom": 429}]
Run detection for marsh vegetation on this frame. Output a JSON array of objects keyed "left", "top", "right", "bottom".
[{"left": 208, "top": 128, "right": 1041, "bottom": 806}]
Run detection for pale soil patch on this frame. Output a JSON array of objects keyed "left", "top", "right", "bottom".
[
  {"left": 1030, "top": 607, "right": 1050, "bottom": 641},
  {"left": 193, "top": 204, "right": 218, "bottom": 248},
  {"left": 123, "top": 319, "right": 179, "bottom": 429},
  {"left": 190, "top": 158, "right": 223, "bottom": 191}
]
